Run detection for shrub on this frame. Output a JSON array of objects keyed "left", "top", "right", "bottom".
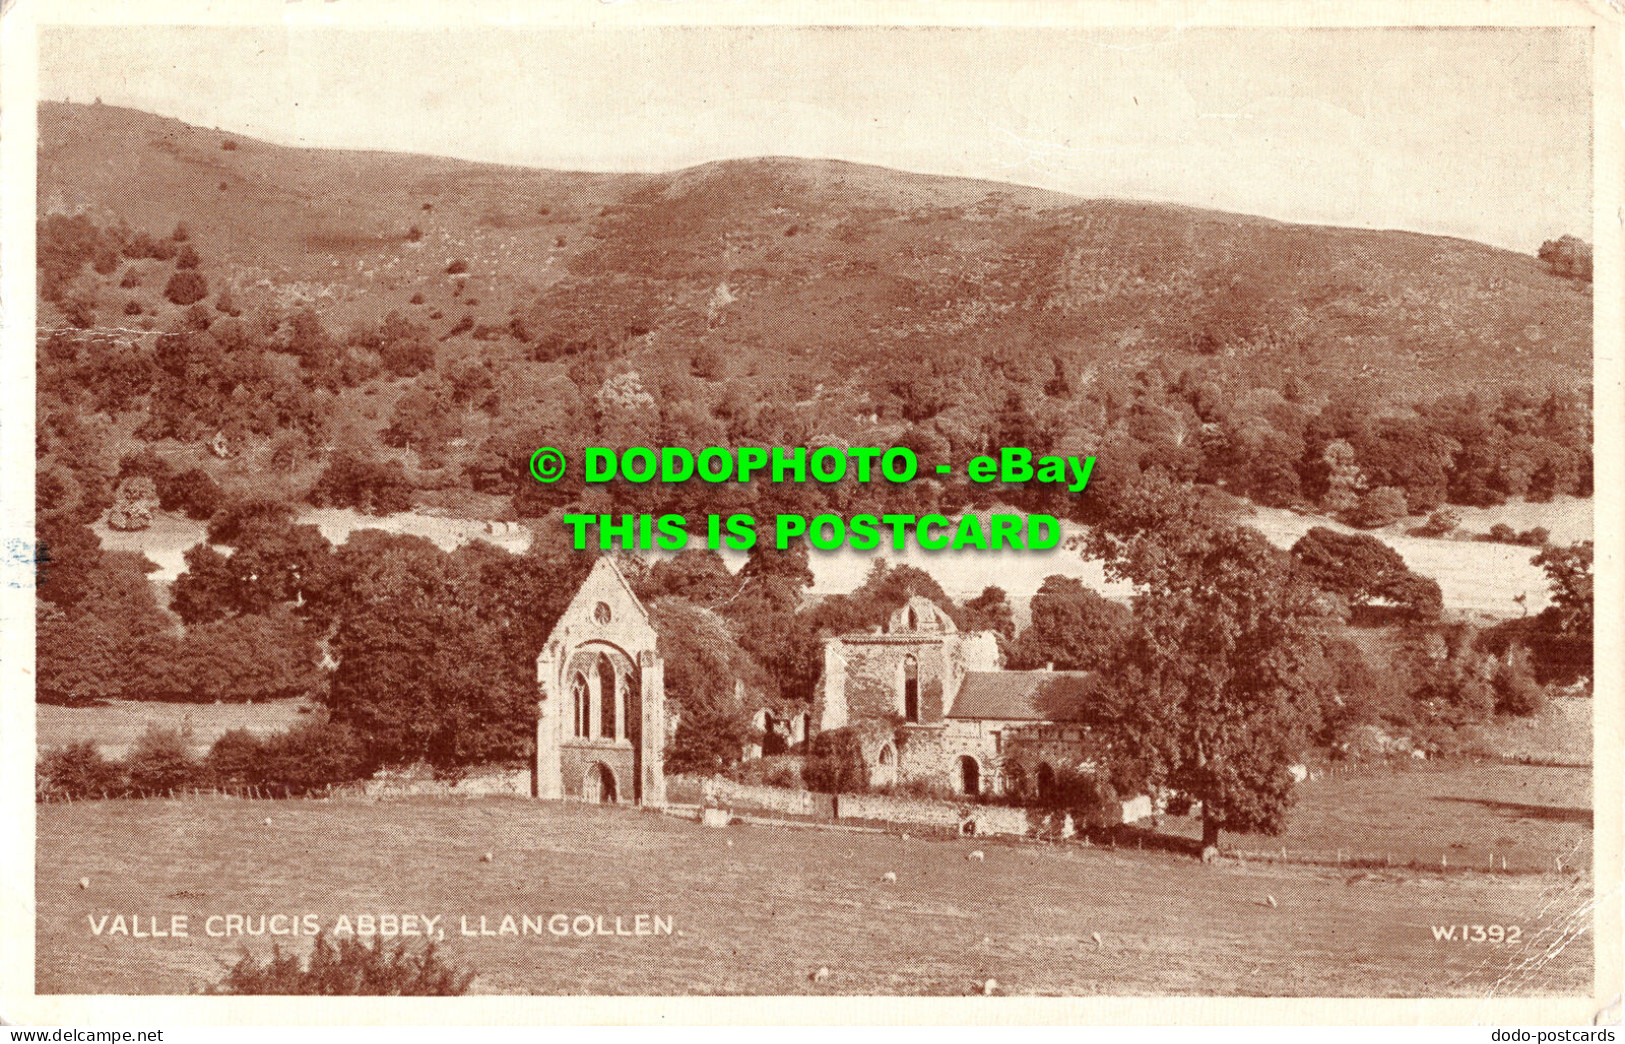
[
  {"left": 408, "top": 292, "right": 425, "bottom": 305},
  {"left": 158, "top": 468, "right": 222, "bottom": 520},
  {"left": 406, "top": 226, "right": 422, "bottom": 243},
  {"left": 171, "top": 222, "right": 191, "bottom": 243},
  {"left": 204, "top": 729, "right": 267, "bottom": 789},
  {"left": 1492, "top": 647, "right": 1546, "bottom": 717},
  {"left": 125, "top": 726, "right": 200, "bottom": 794},
  {"left": 665, "top": 703, "right": 749, "bottom": 776},
  {"left": 1486, "top": 523, "right": 1518, "bottom": 544},
  {"left": 164, "top": 270, "right": 209, "bottom": 306},
  {"left": 1518, "top": 527, "right": 1550, "bottom": 548},
  {"left": 211, "top": 932, "right": 474, "bottom": 995},
  {"left": 175, "top": 243, "right": 201, "bottom": 270},
  {"left": 381, "top": 337, "right": 435, "bottom": 378},
  {"left": 1346, "top": 486, "right": 1408, "bottom": 529},
  {"left": 123, "top": 300, "right": 143, "bottom": 316},
  {"left": 221, "top": 140, "right": 238, "bottom": 151},
  {"left": 802, "top": 727, "right": 869, "bottom": 795},
  {"left": 1417, "top": 509, "right": 1460, "bottom": 538},
  {"left": 38, "top": 741, "right": 126, "bottom": 800},
  {"left": 258, "top": 721, "right": 372, "bottom": 793},
  {"left": 215, "top": 286, "right": 239, "bottom": 316},
  {"left": 119, "top": 270, "right": 140, "bottom": 289},
  {"left": 442, "top": 315, "right": 474, "bottom": 340},
  {"left": 307, "top": 452, "right": 415, "bottom": 514},
  {"left": 444, "top": 259, "right": 467, "bottom": 275}
]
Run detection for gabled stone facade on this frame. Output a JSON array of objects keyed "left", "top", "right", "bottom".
[{"left": 534, "top": 557, "right": 666, "bottom": 806}]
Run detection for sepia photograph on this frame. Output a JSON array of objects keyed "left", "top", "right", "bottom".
[{"left": 3, "top": 0, "right": 1618, "bottom": 1024}]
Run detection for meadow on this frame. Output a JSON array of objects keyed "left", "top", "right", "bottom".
[{"left": 36, "top": 753, "right": 1593, "bottom": 997}]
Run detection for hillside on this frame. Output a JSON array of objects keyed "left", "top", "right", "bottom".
[
  {"left": 37, "top": 101, "right": 1593, "bottom": 531},
  {"left": 40, "top": 101, "right": 1590, "bottom": 389}
]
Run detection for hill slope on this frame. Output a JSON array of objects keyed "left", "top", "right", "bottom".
[
  {"left": 39, "top": 100, "right": 1590, "bottom": 395},
  {"left": 36, "top": 101, "right": 1592, "bottom": 531}
]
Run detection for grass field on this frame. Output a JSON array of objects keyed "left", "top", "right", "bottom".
[
  {"left": 36, "top": 759, "right": 1592, "bottom": 997},
  {"left": 37, "top": 699, "right": 315, "bottom": 759}
]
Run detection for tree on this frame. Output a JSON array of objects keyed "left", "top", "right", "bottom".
[
  {"left": 307, "top": 453, "right": 415, "bottom": 515},
  {"left": 1290, "top": 527, "right": 1441, "bottom": 620},
  {"left": 1346, "top": 486, "right": 1408, "bottom": 529},
  {"left": 321, "top": 532, "right": 588, "bottom": 769},
  {"left": 960, "top": 586, "right": 1017, "bottom": 639},
  {"left": 132, "top": 609, "right": 324, "bottom": 702},
  {"left": 170, "top": 518, "right": 332, "bottom": 625},
  {"left": 1006, "top": 576, "right": 1130, "bottom": 670},
  {"left": 1537, "top": 235, "right": 1593, "bottom": 282},
  {"left": 1533, "top": 541, "right": 1593, "bottom": 640},
  {"left": 159, "top": 468, "right": 223, "bottom": 520},
  {"left": 1084, "top": 473, "right": 1327, "bottom": 849},
  {"left": 164, "top": 270, "right": 209, "bottom": 306}
]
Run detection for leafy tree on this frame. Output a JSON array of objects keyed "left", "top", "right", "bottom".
[
  {"left": 1537, "top": 235, "right": 1593, "bottom": 282},
  {"left": 1007, "top": 576, "right": 1130, "bottom": 670},
  {"left": 307, "top": 452, "right": 414, "bottom": 515},
  {"left": 170, "top": 519, "right": 332, "bottom": 624},
  {"left": 38, "top": 741, "right": 127, "bottom": 800},
  {"left": 1533, "top": 541, "right": 1593, "bottom": 640},
  {"left": 132, "top": 609, "right": 324, "bottom": 702},
  {"left": 960, "top": 585, "right": 1017, "bottom": 639},
  {"left": 159, "top": 468, "right": 223, "bottom": 520},
  {"left": 1084, "top": 473, "right": 1327, "bottom": 848},
  {"left": 125, "top": 726, "right": 199, "bottom": 793},
  {"left": 1346, "top": 486, "right": 1408, "bottom": 529},
  {"left": 1290, "top": 527, "right": 1441, "bottom": 620},
  {"left": 164, "top": 270, "right": 209, "bottom": 306},
  {"left": 802, "top": 727, "right": 870, "bottom": 795}
]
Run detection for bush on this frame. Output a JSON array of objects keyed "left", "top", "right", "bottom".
[
  {"left": 1417, "top": 509, "right": 1460, "bottom": 538},
  {"left": 444, "top": 259, "right": 467, "bottom": 275},
  {"left": 175, "top": 243, "right": 201, "bottom": 270},
  {"left": 125, "top": 726, "right": 201, "bottom": 794},
  {"left": 119, "top": 271, "right": 140, "bottom": 289},
  {"left": 158, "top": 468, "right": 223, "bottom": 520},
  {"left": 38, "top": 741, "right": 126, "bottom": 800},
  {"left": 204, "top": 729, "right": 266, "bottom": 788},
  {"left": 802, "top": 727, "right": 869, "bottom": 795},
  {"left": 307, "top": 452, "right": 415, "bottom": 514},
  {"left": 259, "top": 721, "right": 372, "bottom": 793},
  {"left": 221, "top": 140, "right": 238, "bottom": 151},
  {"left": 211, "top": 932, "right": 474, "bottom": 995},
  {"left": 408, "top": 292, "right": 425, "bottom": 305},
  {"left": 123, "top": 300, "right": 143, "bottom": 316},
  {"left": 1492, "top": 647, "right": 1546, "bottom": 717},
  {"left": 164, "top": 270, "right": 209, "bottom": 306},
  {"left": 1346, "top": 486, "right": 1408, "bottom": 529},
  {"left": 171, "top": 222, "right": 191, "bottom": 243},
  {"left": 1518, "top": 527, "right": 1550, "bottom": 548},
  {"left": 665, "top": 703, "right": 749, "bottom": 776}
]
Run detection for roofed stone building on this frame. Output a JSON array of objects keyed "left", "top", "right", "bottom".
[{"left": 811, "top": 596, "right": 1097, "bottom": 798}]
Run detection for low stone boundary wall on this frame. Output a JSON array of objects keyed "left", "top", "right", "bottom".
[
  {"left": 696, "top": 779, "right": 1151, "bottom": 838},
  {"left": 701, "top": 778, "right": 834, "bottom": 818},
  {"left": 364, "top": 766, "right": 530, "bottom": 798},
  {"left": 833, "top": 793, "right": 1033, "bottom": 836}
]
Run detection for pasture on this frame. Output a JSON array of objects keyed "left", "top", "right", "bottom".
[
  {"left": 36, "top": 758, "right": 1592, "bottom": 997},
  {"left": 37, "top": 698, "right": 315, "bottom": 759}
]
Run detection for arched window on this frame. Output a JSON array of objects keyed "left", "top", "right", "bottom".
[
  {"left": 903, "top": 654, "right": 919, "bottom": 722},
  {"left": 571, "top": 672, "right": 590, "bottom": 739},
  {"left": 878, "top": 743, "right": 896, "bottom": 766},
  {"left": 598, "top": 656, "right": 618, "bottom": 740},
  {"left": 907, "top": 606, "right": 918, "bottom": 630}
]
